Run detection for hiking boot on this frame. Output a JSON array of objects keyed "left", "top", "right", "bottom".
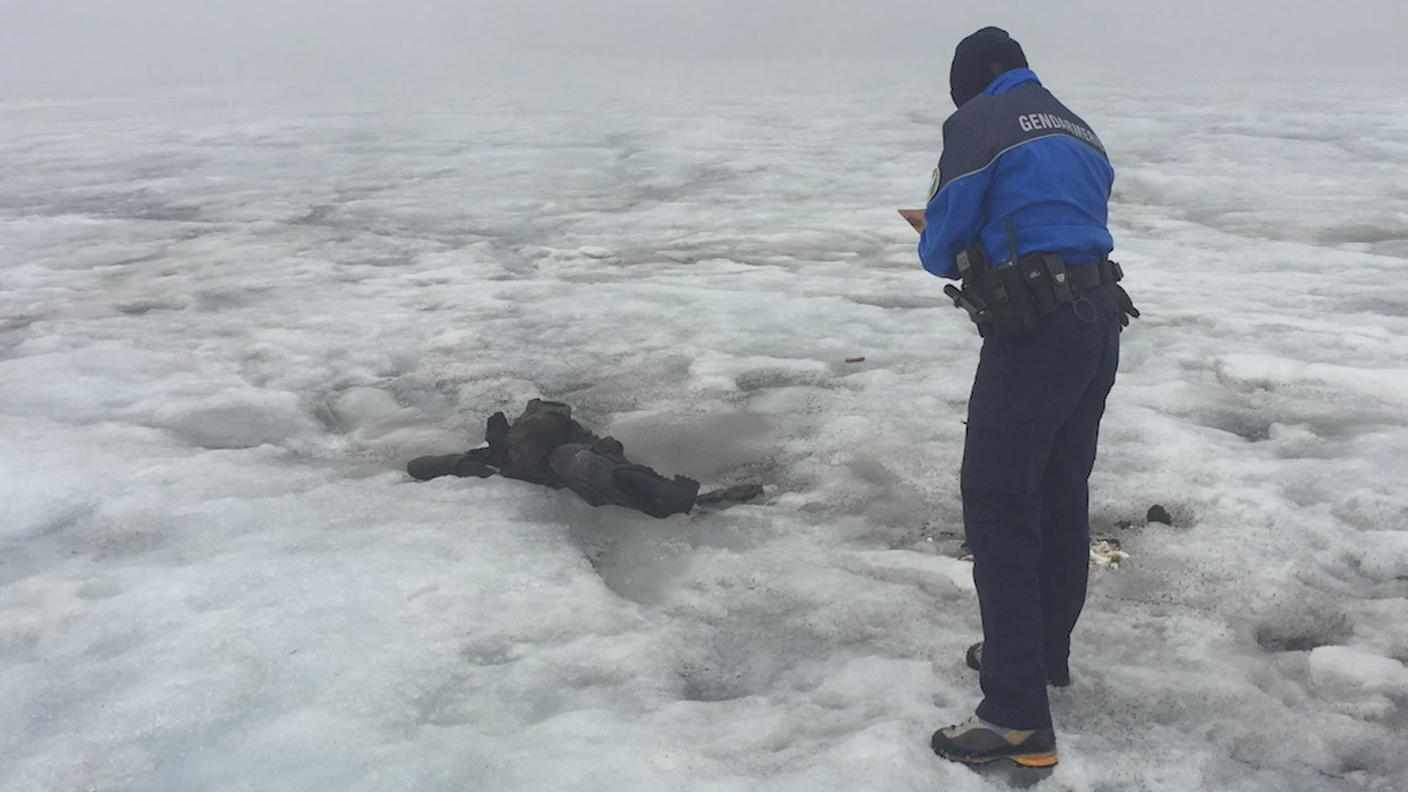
[
  {"left": 965, "top": 642, "right": 1071, "bottom": 688},
  {"left": 611, "top": 466, "right": 699, "bottom": 518},
  {"left": 930, "top": 715, "right": 1058, "bottom": 768}
]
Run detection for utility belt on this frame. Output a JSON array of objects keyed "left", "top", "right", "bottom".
[{"left": 944, "top": 237, "right": 1141, "bottom": 339}]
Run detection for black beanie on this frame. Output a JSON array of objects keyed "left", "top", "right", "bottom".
[{"left": 950, "top": 27, "right": 1028, "bottom": 107}]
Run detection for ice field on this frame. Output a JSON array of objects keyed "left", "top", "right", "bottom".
[{"left": 2, "top": 68, "right": 1407, "bottom": 791}]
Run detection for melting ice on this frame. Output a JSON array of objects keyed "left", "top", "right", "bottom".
[{"left": 1, "top": 72, "right": 1406, "bottom": 791}]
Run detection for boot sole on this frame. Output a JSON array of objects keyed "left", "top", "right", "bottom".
[{"left": 943, "top": 750, "right": 1060, "bottom": 769}]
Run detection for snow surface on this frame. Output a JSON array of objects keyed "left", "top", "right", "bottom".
[{"left": 2, "top": 73, "right": 1407, "bottom": 791}]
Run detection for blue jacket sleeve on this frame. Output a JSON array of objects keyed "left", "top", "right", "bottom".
[
  {"left": 917, "top": 172, "right": 991, "bottom": 279},
  {"left": 917, "top": 116, "right": 991, "bottom": 279}
]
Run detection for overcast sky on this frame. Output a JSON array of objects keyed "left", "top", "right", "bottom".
[{"left": 3, "top": 0, "right": 1405, "bottom": 97}]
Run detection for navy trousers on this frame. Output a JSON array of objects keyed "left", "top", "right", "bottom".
[{"left": 962, "top": 286, "right": 1122, "bottom": 730}]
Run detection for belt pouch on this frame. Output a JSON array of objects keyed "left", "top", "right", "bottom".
[
  {"left": 1016, "top": 255, "right": 1059, "bottom": 316},
  {"left": 985, "top": 264, "right": 1038, "bottom": 338}
]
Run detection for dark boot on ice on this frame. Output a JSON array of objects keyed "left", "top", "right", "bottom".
[
  {"left": 611, "top": 465, "right": 699, "bottom": 519},
  {"left": 931, "top": 715, "right": 1058, "bottom": 768}
]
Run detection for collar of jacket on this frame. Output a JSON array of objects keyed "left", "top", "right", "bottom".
[{"left": 983, "top": 68, "right": 1041, "bottom": 97}]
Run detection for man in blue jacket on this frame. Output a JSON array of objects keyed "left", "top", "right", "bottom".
[{"left": 920, "top": 28, "right": 1133, "bottom": 768}]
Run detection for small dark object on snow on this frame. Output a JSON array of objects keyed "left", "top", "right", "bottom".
[
  {"left": 1146, "top": 504, "right": 1172, "bottom": 525},
  {"left": 845, "top": 356, "right": 866, "bottom": 364},
  {"left": 408, "top": 399, "right": 756, "bottom": 518}
]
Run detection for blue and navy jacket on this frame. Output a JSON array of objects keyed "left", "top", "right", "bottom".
[{"left": 918, "top": 69, "right": 1114, "bottom": 279}]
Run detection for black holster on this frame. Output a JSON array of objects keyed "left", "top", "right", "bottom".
[
  {"left": 950, "top": 243, "right": 1054, "bottom": 339},
  {"left": 947, "top": 244, "right": 994, "bottom": 338}
]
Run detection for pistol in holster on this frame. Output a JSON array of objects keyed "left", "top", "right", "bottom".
[{"left": 948, "top": 241, "right": 1051, "bottom": 339}]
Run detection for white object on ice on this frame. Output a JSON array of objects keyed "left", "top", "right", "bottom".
[{"left": 1089, "top": 539, "right": 1131, "bottom": 570}]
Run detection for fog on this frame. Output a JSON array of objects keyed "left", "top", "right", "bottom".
[{"left": 4, "top": 0, "right": 1406, "bottom": 98}]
